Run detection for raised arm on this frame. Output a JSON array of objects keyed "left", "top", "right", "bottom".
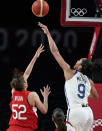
[
  {"left": 38, "top": 22, "right": 71, "bottom": 73},
  {"left": 23, "top": 44, "right": 44, "bottom": 81},
  {"left": 28, "top": 85, "right": 51, "bottom": 114}
]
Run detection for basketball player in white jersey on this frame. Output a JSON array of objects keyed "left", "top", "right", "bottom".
[{"left": 38, "top": 22, "right": 99, "bottom": 131}]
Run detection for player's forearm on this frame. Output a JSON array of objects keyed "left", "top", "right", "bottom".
[
  {"left": 43, "top": 97, "right": 48, "bottom": 114},
  {"left": 47, "top": 33, "right": 59, "bottom": 53},
  {"left": 23, "top": 55, "right": 38, "bottom": 80}
]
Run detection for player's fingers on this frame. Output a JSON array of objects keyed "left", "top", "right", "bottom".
[
  {"left": 38, "top": 22, "right": 42, "bottom": 25},
  {"left": 48, "top": 89, "right": 51, "bottom": 95},
  {"left": 46, "top": 85, "right": 50, "bottom": 91},
  {"left": 48, "top": 86, "right": 50, "bottom": 90},
  {"left": 39, "top": 22, "right": 47, "bottom": 28},
  {"left": 46, "top": 84, "right": 48, "bottom": 89},
  {"left": 49, "top": 91, "right": 51, "bottom": 94},
  {"left": 41, "top": 27, "right": 46, "bottom": 32},
  {"left": 38, "top": 45, "right": 44, "bottom": 53},
  {"left": 38, "top": 22, "right": 46, "bottom": 28},
  {"left": 40, "top": 49, "right": 45, "bottom": 53},
  {"left": 42, "top": 27, "right": 47, "bottom": 31},
  {"left": 40, "top": 45, "right": 44, "bottom": 50},
  {"left": 37, "top": 44, "right": 42, "bottom": 51},
  {"left": 39, "top": 44, "right": 43, "bottom": 49},
  {"left": 43, "top": 86, "right": 45, "bottom": 91},
  {"left": 39, "top": 47, "right": 44, "bottom": 52},
  {"left": 38, "top": 22, "right": 41, "bottom": 26}
]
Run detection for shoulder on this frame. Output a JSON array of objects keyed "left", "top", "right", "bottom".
[
  {"left": 89, "top": 79, "right": 94, "bottom": 83},
  {"left": 64, "top": 69, "right": 75, "bottom": 80},
  {"left": 28, "top": 91, "right": 38, "bottom": 106},
  {"left": 89, "top": 79, "right": 95, "bottom": 90},
  {"left": 89, "top": 79, "right": 94, "bottom": 86},
  {"left": 28, "top": 91, "right": 39, "bottom": 101},
  {"left": 11, "top": 88, "right": 15, "bottom": 94},
  {"left": 28, "top": 91, "right": 38, "bottom": 97}
]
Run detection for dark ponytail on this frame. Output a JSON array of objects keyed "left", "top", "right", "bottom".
[
  {"left": 81, "top": 59, "right": 102, "bottom": 79},
  {"left": 81, "top": 59, "right": 94, "bottom": 79},
  {"left": 52, "top": 108, "right": 67, "bottom": 131}
]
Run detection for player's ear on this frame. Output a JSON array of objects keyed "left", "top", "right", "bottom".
[{"left": 78, "top": 64, "right": 82, "bottom": 71}]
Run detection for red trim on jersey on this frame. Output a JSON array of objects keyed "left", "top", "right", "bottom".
[{"left": 66, "top": 121, "right": 73, "bottom": 127}]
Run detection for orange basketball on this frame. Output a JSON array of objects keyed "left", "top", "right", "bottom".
[{"left": 32, "top": 0, "right": 49, "bottom": 17}]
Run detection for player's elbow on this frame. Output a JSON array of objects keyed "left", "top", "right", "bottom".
[
  {"left": 89, "top": 92, "right": 99, "bottom": 100},
  {"left": 42, "top": 110, "right": 47, "bottom": 114},
  {"left": 94, "top": 94, "right": 99, "bottom": 100},
  {"left": 40, "top": 105, "right": 48, "bottom": 114},
  {"left": 92, "top": 94, "right": 99, "bottom": 100},
  {"left": 41, "top": 108, "right": 48, "bottom": 114},
  {"left": 51, "top": 48, "right": 58, "bottom": 54}
]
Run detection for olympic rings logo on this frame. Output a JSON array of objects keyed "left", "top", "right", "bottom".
[{"left": 71, "top": 8, "right": 87, "bottom": 16}]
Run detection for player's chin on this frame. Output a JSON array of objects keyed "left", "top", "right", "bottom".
[{"left": 24, "top": 85, "right": 28, "bottom": 90}]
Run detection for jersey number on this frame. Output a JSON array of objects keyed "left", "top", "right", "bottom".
[
  {"left": 77, "top": 84, "right": 86, "bottom": 99},
  {"left": 12, "top": 104, "right": 27, "bottom": 120}
]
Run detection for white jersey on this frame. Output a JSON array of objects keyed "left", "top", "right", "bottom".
[
  {"left": 64, "top": 70, "right": 93, "bottom": 131},
  {"left": 64, "top": 70, "right": 91, "bottom": 108},
  {"left": 66, "top": 121, "right": 76, "bottom": 131}
]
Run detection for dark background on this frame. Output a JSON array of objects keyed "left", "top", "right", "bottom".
[
  {"left": 71, "top": 0, "right": 96, "bottom": 17},
  {"left": 0, "top": 0, "right": 102, "bottom": 131}
]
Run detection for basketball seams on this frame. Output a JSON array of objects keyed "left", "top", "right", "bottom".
[
  {"left": 40, "top": 0, "right": 43, "bottom": 17},
  {"left": 32, "top": 0, "right": 49, "bottom": 17}
]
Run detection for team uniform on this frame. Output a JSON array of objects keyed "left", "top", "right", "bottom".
[
  {"left": 66, "top": 121, "right": 76, "bottom": 131},
  {"left": 64, "top": 70, "right": 93, "bottom": 131},
  {"left": 7, "top": 91, "right": 38, "bottom": 131}
]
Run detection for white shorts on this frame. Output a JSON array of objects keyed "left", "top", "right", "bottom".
[{"left": 67, "top": 106, "right": 93, "bottom": 131}]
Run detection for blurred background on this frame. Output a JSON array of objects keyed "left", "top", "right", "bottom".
[{"left": 0, "top": 0, "right": 102, "bottom": 131}]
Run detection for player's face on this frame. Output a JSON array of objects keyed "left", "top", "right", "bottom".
[
  {"left": 74, "top": 58, "right": 86, "bottom": 70},
  {"left": 74, "top": 59, "right": 82, "bottom": 70}
]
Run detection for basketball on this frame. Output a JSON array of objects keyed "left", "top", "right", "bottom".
[{"left": 32, "top": 0, "right": 49, "bottom": 17}]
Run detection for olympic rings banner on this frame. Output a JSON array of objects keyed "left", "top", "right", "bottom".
[
  {"left": 89, "top": 84, "right": 102, "bottom": 131},
  {"left": 61, "top": 0, "right": 102, "bottom": 27},
  {"left": 71, "top": 8, "right": 87, "bottom": 17}
]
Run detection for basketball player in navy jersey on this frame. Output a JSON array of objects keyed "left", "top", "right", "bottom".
[
  {"left": 7, "top": 44, "right": 51, "bottom": 131},
  {"left": 38, "top": 22, "right": 99, "bottom": 131}
]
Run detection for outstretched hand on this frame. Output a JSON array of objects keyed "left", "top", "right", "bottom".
[
  {"left": 38, "top": 22, "right": 50, "bottom": 35},
  {"left": 35, "top": 44, "right": 45, "bottom": 58},
  {"left": 40, "top": 85, "right": 51, "bottom": 98}
]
